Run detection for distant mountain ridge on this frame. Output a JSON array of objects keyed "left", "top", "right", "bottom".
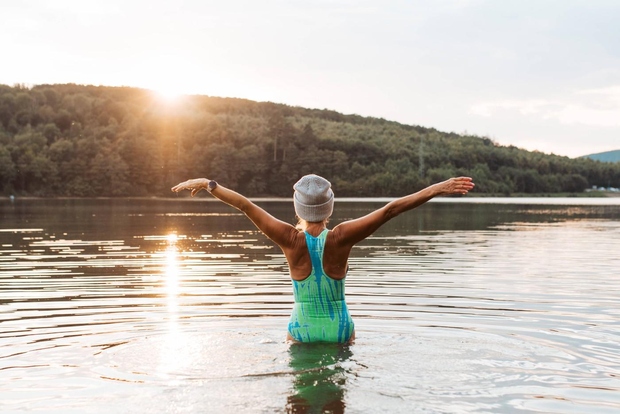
[{"left": 582, "top": 150, "right": 620, "bottom": 163}]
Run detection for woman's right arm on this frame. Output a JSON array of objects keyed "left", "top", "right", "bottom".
[
  {"left": 332, "top": 177, "right": 474, "bottom": 247},
  {"left": 171, "top": 178, "right": 298, "bottom": 249}
]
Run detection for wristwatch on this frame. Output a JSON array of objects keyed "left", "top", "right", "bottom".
[{"left": 207, "top": 180, "right": 218, "bottom": 192}]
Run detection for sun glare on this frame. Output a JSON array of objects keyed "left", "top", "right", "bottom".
[
  {"left": 154, "top": 86, "right": 184, "bottom": 103},
  {"left": 145, "top": 77, "right": 191, "bottom": 104}
]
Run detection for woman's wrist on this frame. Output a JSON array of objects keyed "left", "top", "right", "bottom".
[{"left": 428, "top": 182, "right": 443, "bottom": 197}]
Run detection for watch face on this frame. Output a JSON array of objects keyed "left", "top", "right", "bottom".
[{"left": 208, "top": 180, "right": 217, "bottom": 190}]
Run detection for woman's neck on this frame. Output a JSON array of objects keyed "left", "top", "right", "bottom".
[{"left": 304, "top": 222, "right": 327, "bottom": 236}]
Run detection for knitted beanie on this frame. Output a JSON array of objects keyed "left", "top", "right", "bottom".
[{"left": 293, "top": 174, "right": 334, "bottom": 222}]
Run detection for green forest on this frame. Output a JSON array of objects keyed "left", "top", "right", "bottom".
[{"left": 1, "top": 83, "right": 619, "bottom": 197}]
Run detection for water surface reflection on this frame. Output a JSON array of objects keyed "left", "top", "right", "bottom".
[
  {"left": 286, "top": 343, "right": 353, "bottom": 414},
  {"left": 1, "top": 198, "right": 619, "bottom": 413}
]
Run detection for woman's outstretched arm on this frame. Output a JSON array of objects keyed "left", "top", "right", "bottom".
[
  {"left": 171, "top": 178, "right": 298, "bottom": 248},
  {"left": 332, "top": 177, "right": 475, "bottom": 247}
]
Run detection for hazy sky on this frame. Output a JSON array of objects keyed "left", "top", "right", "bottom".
[{"left": 2, "top": 0, "right": 619, "bottom": 157}]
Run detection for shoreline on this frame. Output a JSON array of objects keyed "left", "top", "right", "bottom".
[
  {"left": 4, "top": 192, "right": 620, "bottom": 201},
  {"left": 0, "top": 191, "right": 620, "bottom": 201}
]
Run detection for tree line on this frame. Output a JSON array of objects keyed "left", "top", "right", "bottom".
[{"left": 1, "top": 83, "right": 618, "bottom": 197}]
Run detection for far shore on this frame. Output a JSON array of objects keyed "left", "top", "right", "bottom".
[{"left": 4, "top": 191, "right": 620, "bottom": 201}]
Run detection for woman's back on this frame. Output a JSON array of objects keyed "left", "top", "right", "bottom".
[
  {"left": 287, "top": 223, "right": 350, "bottom": 281},
  {"left": 287, "top": 229, "right": 354, "bottom": 343}
]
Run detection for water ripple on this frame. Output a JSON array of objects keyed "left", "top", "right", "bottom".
[{"left": 1, "top": 199, "right": 619, "bottom": 413}]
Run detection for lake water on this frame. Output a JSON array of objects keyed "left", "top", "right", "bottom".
[{"left": 1, "top": 197, "right": 619, "bottom": 413}]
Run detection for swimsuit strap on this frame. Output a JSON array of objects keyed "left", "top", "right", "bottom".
[
  {"left": 303, "top": 229, "right": 329, "bottom": 277},
  {"left": 292, "top": 229, "right": 345, "bottom": 303}
]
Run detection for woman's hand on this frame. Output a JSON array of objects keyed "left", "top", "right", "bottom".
[
  {"left": 436, "top": 177, "right": 475, "bottom": 195},
  {"left": 171, "top": 178, "right": 210, "bottom": 197}
]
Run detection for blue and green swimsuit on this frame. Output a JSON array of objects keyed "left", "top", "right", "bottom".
[{"left": 287, "top": 229, "right": 354, "bottom": 343}]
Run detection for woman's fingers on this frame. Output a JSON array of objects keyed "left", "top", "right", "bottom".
[
  {"left": 458, "top": 177, "right": 475, "bottom": 193},
  {"left": 448, "top": 177, "right": 475, "bottom": 194},
  {"left": 171, "top": 181, "right": 194, "bottom": 193},
  {"left": 171, "top": 182, "right": 187, "bottom": 192},
  {"left": 172, "top": 178, "right": 208, "bottom": 194}
]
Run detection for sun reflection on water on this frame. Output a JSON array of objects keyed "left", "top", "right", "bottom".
[
  {"left": 165, "top": 245, "right": 180, "bottom": 310},
  {"left": 157, "top": 232, "right": 187, "bottom": 378}
]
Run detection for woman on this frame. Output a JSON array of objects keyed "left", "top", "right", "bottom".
[{"left": 172, "top": 175, "right": 475, "bottom": 343}]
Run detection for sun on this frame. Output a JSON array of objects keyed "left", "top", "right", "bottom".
[
  {"left": 153, "top": 85, "right": 185, "bottom": 103},
  {"left": 146, "top": 77, "right": 192, "bottom": 104},
  {"left": 128, "top": 54, "right": 200, "bottom": 104}
]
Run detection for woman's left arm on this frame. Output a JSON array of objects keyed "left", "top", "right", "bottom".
[
  {"left": 172, "top": 178, "right": 298, "bottom": 248},
  {"left": 332, "top": 177, "right": 474, "bottom": 247}
]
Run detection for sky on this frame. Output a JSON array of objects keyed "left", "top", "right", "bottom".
[{"left": 1, "top": 0, "right": 619, "bottom": 158}]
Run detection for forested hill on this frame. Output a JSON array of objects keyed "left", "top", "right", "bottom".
[{"left": 1, "top": 83, "right": 619, "bottom": 197}]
